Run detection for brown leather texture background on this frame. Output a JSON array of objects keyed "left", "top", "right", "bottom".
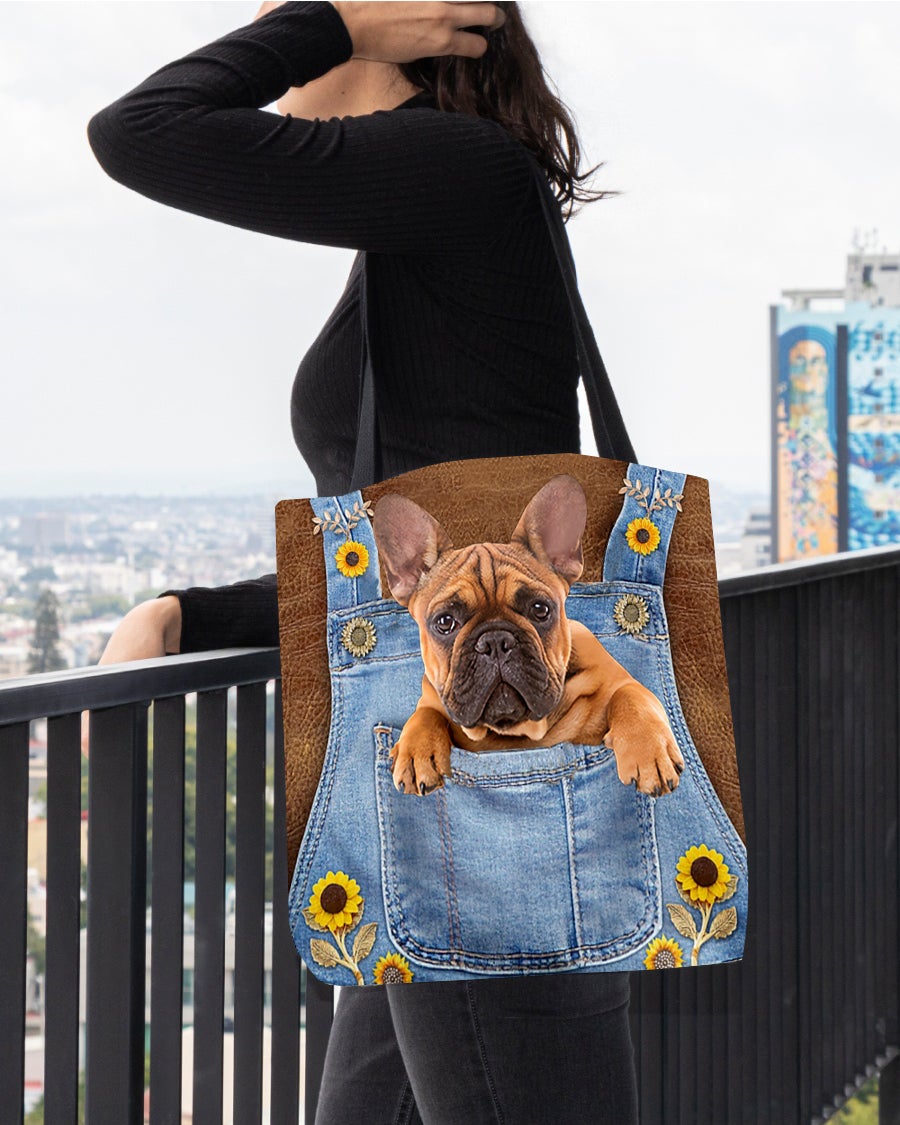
[{"left": 276, "top": 453, "right": 746, "bottom": 878}]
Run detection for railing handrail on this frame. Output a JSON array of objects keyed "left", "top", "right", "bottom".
[
  {"left": 717, "top": 542, "right": 900, "bottom": 597},
  {"left": 0, "top": 647, "right": 281, "bottom": 725}
]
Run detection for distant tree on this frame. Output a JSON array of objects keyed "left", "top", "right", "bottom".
[{"left": 28, "top": 588, "right": 66, "bottom": 674}]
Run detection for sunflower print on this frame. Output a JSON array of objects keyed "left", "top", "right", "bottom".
[
  {"left": 373, "top": 951, "right": 415, "bottom": 985},
  {"left": 625, "top": 517, "right": 661, "bottom": 555},
  {"left": 675, "top": 844, "right": 730, "bottom": 906},
  {"left": 667, "top": 844, "right": 739, "bottom": 965},
  {"left": 341, "top": 616, "right": 377, "bottom": 657},
  {"left": 308, "top": 871, "right": 363, "bottom": 932},
  {"left": 613, "top": 593, "right": 650, "bottom": 635},
  {"left": 304, "top": 871, "right": 378, "bottom": 985},
  {"left": 643, "top": 935, "right": 684, "bottom": 970},
  {"left": 335, "top": 540, "right": 370, "bottom": 578}
]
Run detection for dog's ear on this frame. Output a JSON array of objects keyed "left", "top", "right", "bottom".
[
  {"left": 372, "top": 493, "right": 454, "bottom": 606},
  {"left": 510, "top": 474, "right": 586, "bottom": 586}
]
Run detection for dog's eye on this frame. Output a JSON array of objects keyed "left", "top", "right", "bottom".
[
  {"left": 530, "top": 601, "right": 552, "bottom": 622},
  {"left": 432, "top": 613, "right": 458, "bottom": 635}
]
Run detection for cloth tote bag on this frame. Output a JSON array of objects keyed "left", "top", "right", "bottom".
[{"left": 275, "top": 157, "right": 748, "bottom": 986}]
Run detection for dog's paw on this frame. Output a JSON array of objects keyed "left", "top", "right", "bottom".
[
  {"left": 606, "top": 719, "right": 685, "bottom": 798},
  {"left": 390, "top": 731, "right": 452, "bottom": 797}
]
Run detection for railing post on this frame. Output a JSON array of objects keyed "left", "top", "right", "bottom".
[
  {"left": 192, "top": 689, "right": 228, "bottom": 1125},
  {"left": 304, "top": 973, "right": 334, "bottom": 1124},
  {"left": 270, "top": 682, "right": 302, "bottom": 1124},
  {"left": 149, "top": 695, "right": 186, "bottom": 1125},
  {"left": 233, "top": 682, "right": 267, "bottom": 1123},
  {"left": 84, "top": 703, "right": 148, "bottom": 1124},
  {"left": 0, "top": 722, "right": 29, "bottom": 1125},
  {"left": 881, "top": 1053, "right": 900, "bottom": 1125},
  {"left": 43, "top": 713, "right": 84, "bottom": 1122}
]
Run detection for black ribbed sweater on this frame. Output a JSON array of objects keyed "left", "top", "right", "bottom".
[{"left": 87, "top": 1, "right": 587, "bottom": 651}]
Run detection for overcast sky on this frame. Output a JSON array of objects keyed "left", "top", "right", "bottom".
[{"left": 2, "top": 1, "right": 898, "bottom": 498}]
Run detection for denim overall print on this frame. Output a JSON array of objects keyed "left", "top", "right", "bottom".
[{"left": 287, "top": 464, "right": 748, "bottom": 985}]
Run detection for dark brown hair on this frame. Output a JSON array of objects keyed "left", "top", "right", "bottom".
[{"left": 397, "top": 2, "right": 618, "bottom": 220}]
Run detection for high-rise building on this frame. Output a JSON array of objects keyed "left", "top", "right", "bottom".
[
  {"left": 18, "top": 513, "right": 70, "bottom": 550},
  {"left": 771, "top": 247, "right": 900, "bottom": 562}
]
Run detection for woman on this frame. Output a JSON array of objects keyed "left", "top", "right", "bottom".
[{"left": 88, "top": 3, "right": 639, "bottom": 1121}]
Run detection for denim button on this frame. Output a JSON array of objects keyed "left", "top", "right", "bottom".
[
  {"left": 341, "top": 616, "right": 377, "bottom": 657},
  {"left": 613, "top": 593, "right": 650, "bottom": 635}
]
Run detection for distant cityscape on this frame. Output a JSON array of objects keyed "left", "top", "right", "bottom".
[{"left": 0, "top": 494, "right": 279, "bottom": 680}]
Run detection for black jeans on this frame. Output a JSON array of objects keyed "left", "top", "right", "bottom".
[{"left": 314, "top": 972, "right": 638, "bottom": 1124}]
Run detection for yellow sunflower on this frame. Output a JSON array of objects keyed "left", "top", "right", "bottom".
[
  {"left": 675, "top": 844, "right": 730, "bottom": 906},
  {"left": 625, "top": 517, "right": 661, "bottom": 555},
  {"left": 373, "top": 951, "right": 414, "bottom": 985},
  {"left": 643, "top": 936, "right": 684, "bottom": 970},
  {"left": 335, "top": 540, "right": 370, "bottom": 578},
  {"left": 308, "top": 871, "right": 363, "bottom": 932}
]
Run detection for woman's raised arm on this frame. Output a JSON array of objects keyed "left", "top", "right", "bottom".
[{"left": 87, "top": 1, "right": 533, "bottom": 255}]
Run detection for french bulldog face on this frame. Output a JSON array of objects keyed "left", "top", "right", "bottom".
[{"left": 372, "top": 475, "right": 587, "bottom": 738}]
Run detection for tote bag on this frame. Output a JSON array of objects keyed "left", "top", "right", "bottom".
[{"left": 274, "top": 157, "right": 748, "bottom": 986}]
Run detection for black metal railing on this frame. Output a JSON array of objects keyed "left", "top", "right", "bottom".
[
  {"left": 0, "top": 649, "right": 333, "bottom": 1125},
  {"left": 629, "top": 543, "right": 900, "bottom": 1125},
  {"left": 2, "top": 544, "right": 899, "bottom": 1123}
]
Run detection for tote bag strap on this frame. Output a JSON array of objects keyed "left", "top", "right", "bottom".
[
  {"left": 349, "top": 155, "right": 637, "bottom": 490},
  {"left": 528, "top": 157, "right": 637, "bottom": 465}
]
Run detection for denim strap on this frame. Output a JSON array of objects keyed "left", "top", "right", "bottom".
[
  {"left": 601, "top": 462, "right": 687, "bottom": 587},
  {"left": 310, "top": 490, "right": 383, "bottom": 612}
]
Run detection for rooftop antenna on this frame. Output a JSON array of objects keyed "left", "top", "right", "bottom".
[{"left": 851, "top": 228, "right": 882, "bottom": 254}]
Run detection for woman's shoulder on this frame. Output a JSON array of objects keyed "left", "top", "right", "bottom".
[{"left": 387, "top": 90, "right": 538, "bottom": 166}]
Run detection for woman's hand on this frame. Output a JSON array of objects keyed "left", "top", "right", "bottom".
[
  {"left": 80, "top": 596, "right": 182, "bottom": 755},
  {"left": 257, "top": 2, "right": 506, "bottom": 62},
  {"left": 334, "top": 2, "right": 506, "bottom": 61},
  {"left": 254, "top": 1, "right": 287, "bottom": 19},
  {"left": 97, "top": 595, "right": 183, "bottom": 664}
]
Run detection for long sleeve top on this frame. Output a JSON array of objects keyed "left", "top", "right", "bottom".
[{"left": 88, "top": 1, "right": 586, "bottom": 651}]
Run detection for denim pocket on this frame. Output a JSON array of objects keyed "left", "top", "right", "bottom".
[{"left": 373, "top": 725, "right": 660, "bottom": 973}]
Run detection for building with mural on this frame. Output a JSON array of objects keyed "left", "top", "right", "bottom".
[{"left": 772, "top": 250, "right": 900, "bottom": 562}]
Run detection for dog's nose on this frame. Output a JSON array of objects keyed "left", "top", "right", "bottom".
[{"left": 473, "top": 629, "right": 518, "bottom": 659}]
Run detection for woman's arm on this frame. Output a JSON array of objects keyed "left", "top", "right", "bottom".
[
  {"left": 91, "top": 573, "right": 279, "bottom": 667},
  {"left": 87, "top": 2, "right": 534, "bottom": 255},
  {"left": 158, "top": 574, "right": 280, "bottom": 652},
  {"left": 82, "top": 577, "right": 277, "bottom": 752},
  {"left": 92, "top": 573, "right": 279, "bottom": 665}
]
